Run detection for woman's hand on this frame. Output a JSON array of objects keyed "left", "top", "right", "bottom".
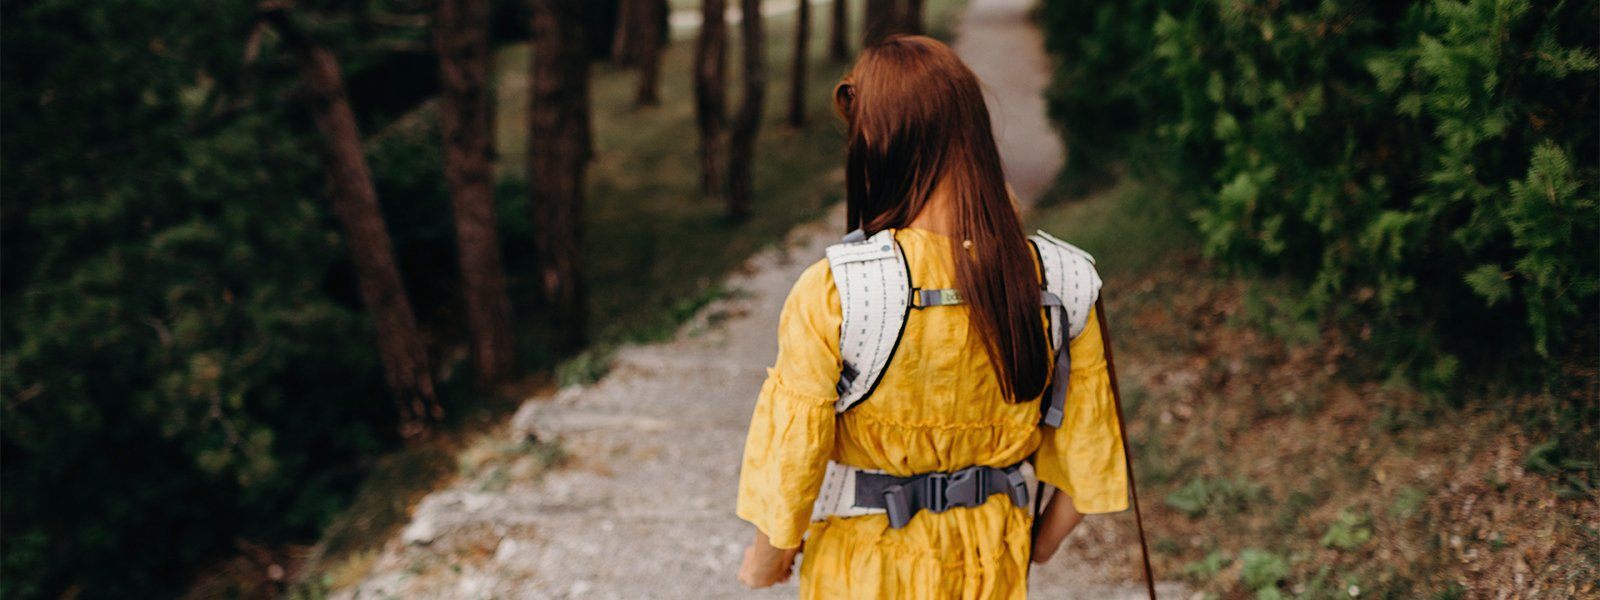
[
  {"left": 737, "top": 530, "right": 801, "bottom": 589},
  {"left": 1031, "top": 491, "right": 1085, "bottom": 564}
]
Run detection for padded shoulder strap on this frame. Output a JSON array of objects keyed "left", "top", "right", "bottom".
[
  {"left": 1031, "top": 230, "right": 1101, "bottom": 344},
  {"left": 1030, "top": 230, "right": 1102, "bottom": 427},
  {"left": 826, "top": 229, "right": 913, "bottom": 413}
]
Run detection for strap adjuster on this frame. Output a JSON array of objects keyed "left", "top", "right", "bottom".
[
  {"left": 882, "top": 484, "right": 912, "bottom": 528},
  {"left": 1005, "top": 467, "right": 1030, "bottom": 508},
  {"left": 910, "top": 287, "right": 963, "bottom": 310}
]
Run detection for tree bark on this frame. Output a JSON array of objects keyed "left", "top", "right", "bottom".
[
  {"left": 610, "top": 0, "right": 640, "bottom": 64},
  {"left": 727, "top": 0, "right": 765, "bottom": 221},
  {"left": 902, "top": 0, "right": 923, "bottom": 34},
  {"left": 434, "top": 0, "right": 517, "bottom": 386},
  {"left": 829, "top": 0, "right": 849, "bottom": 62},
  {"left": 693, "top": 0, "right": 728, "bottom": 200},
  {"left": 787, "top": 0, "right": 810, "bottom": 127},
  {"left": 633, "top": 0, "right": 667, "bottom": 106},
  {"left": 260, "top": 4, "right": 442, "bottom": 435},
  {"left": 529, "top": 0, "right": 592, "bottom": 354},
  {"left": 862, "top": 0, "right": 897, "bottom": 46}
]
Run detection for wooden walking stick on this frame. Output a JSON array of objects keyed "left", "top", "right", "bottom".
[{"left": 1096, "top": 297, "right": 1158, "bottom": 599}]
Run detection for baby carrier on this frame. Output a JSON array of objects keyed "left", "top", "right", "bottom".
[{"left": 808, "top": 228, "right": 1157, "bottom": 598}]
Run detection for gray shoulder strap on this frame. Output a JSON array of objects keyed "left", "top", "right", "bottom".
[
  {"left": 1030, "top": 230, "right": 1102, "bottom": 427},
  {"left": 825, "top": 229, "right": 912, "bottom": 413}
]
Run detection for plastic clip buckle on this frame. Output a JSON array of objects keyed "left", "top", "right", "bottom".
[
  {"left": 882, "top": 484, "right": 912, "bottom": 529},
  {"left": 1005, "top": 468, "right": 1030, "bottom": 508},
  {"left": 944, "top": 468, "right": 984, "bottom": 509}
]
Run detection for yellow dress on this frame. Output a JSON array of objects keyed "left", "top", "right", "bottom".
[{"left": 736, "top": 228, "right": 1130, "bottom": 599}]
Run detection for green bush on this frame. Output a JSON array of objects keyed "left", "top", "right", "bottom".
[{"left": 1039, "top": 0, "right": 1598, "bottom": 385}]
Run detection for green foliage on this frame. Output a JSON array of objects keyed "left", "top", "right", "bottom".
[
  {"left": 1182, "top": 550, "right": 1233, "bottom": 579},
  {"left": 1522, "top": 437, "right": 1599, "bottom": 499},
  {"left": 1039, "top": 0, "right": 1599, "bottom": 386},
  {"left": 1238, "top": 548, "right": 1291, "bottom": 594},
  {"left": 1432, "top": 583, "right": 1468, "bottom": 600},
  {"left": 1387, "top": 486, "right": 1429, "bottom": 520},
  {"left": 556, "top": 347, "right": 617, "bottom": 388},
  {"left": 1164, "top": 476, "right": 1265, "bottom": 517},
  {"left": 1319, "top": 509, "right": 1374, "bottom": 550}
]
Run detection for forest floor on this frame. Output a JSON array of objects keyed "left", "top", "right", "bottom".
[{"left": 1027, "top": 181, "right": 1598, "bottom": 599}]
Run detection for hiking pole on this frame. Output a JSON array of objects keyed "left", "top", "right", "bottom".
[{"left": 1096, "top": 297, "right": 1157, "bottom": 599}]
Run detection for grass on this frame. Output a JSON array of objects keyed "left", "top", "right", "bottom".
[
  {"left": 1026, "top": 180, "right": 1599, "bottom": 598},
  {"left": 1028, "top": 180, "right": 1198, "bottom": 280}
]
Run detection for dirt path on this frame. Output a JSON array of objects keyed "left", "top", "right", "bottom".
[
  {"left": 333, "top": 2, "right": 1180, "bottom": 598},
  {"left": 954, "top": 0, "right": 1065, "bottom": 206}
]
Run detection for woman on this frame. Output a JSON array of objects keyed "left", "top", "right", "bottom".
[{"left": 734, "top": 36, "right": 1130, "bottom": 598}]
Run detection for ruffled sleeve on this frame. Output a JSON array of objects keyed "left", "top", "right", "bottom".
[
  {"left": 1034, "top": 305, "right": 1130, "bottom": 514},
  {"left": 735, "top": 259, "right": 842, "bottom": 549}
]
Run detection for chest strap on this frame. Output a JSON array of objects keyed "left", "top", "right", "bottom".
[
  {"left": 896, "top": 287, "right": 1070, "bottom": 428},
  {"left": 811, "top": 460, "right": 1038, "bottom": 529}
]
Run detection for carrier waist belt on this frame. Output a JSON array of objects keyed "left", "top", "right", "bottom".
[{"left": 810, "top": 461, "right": 1037, "bottom": 529}]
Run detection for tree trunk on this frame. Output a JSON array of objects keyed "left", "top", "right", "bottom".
[
  {"left": 727, "top": 0, "right": 765, "bottom": 221},
  {"left": 260, "top": 4, "right": 442, "bottom": 436},
  {"left": 693, "top": 0, "right": 728, "bottom": 200},
  {"left": 862, "top": 0, "right": 897, "bottom": 46},
  {"left": 610, "top": 0, "right": 640, "bottom": 64},
  {"left": 902, "top": 0, "right": 923, "bottom": 34},
  {"left": 529, "top": 0, "right": 592, "bottom": 354},
  {"left": 434, "top": 0, "right": 517, "bottom": 386},
  {"left": 633, "top": 0, "right": 667, "bottom": 106},
  {"left": 787, "top": 0, "right": 810, "bottom": 127},
  {"left": 829, "top": 0, "right": 849, "bottom": 62}
]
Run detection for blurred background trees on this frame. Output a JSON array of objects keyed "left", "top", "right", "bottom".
[
  {"left": 693, "top": 0, "right": 729, "bottom": 207},
  {"left": 728, "top": 0, "right": 768, "bottom": 221},
  {"left": 1, "top": 0, "right": 902, "bottom": 596},
  {"left": 435, "top": 0, "right": 518, "bottom": 386}
]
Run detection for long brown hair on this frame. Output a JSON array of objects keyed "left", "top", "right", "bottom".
[{"left": 834, "top": 35, "right": 1049, "bottom": 402}]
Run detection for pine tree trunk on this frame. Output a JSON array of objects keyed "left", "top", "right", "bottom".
[
  {"left": 862, "top": 0, "right": 897, "bottom": 46},
  {"left": 529, "top": 0, "right": 592, "bottom": 354},
  {"left": 633, "top": 0, "right": 667, "bottom": 106},
  {"left": 829, "top": 0, "right": 849, "bottom": 62},
  {"left": 693, "top": 0, "right": 728, "bottom": 200},
  {"left": 434, "top": 0, "right": 517, "bottom": 386},
  {"left": 727, "top": 0, "right": 765, "bottom": 221},
  {"left": 787, "top": 0, "right": 810, "bottom": 127},
  {"left": 611, "top": 0, "right": 640, "bottom": 64},
  {"left": 902, "top": 0, "right": 923, "bottom": 34},
  {"left": 261, "top": 5, "right": 441, "bottom": 435}
]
